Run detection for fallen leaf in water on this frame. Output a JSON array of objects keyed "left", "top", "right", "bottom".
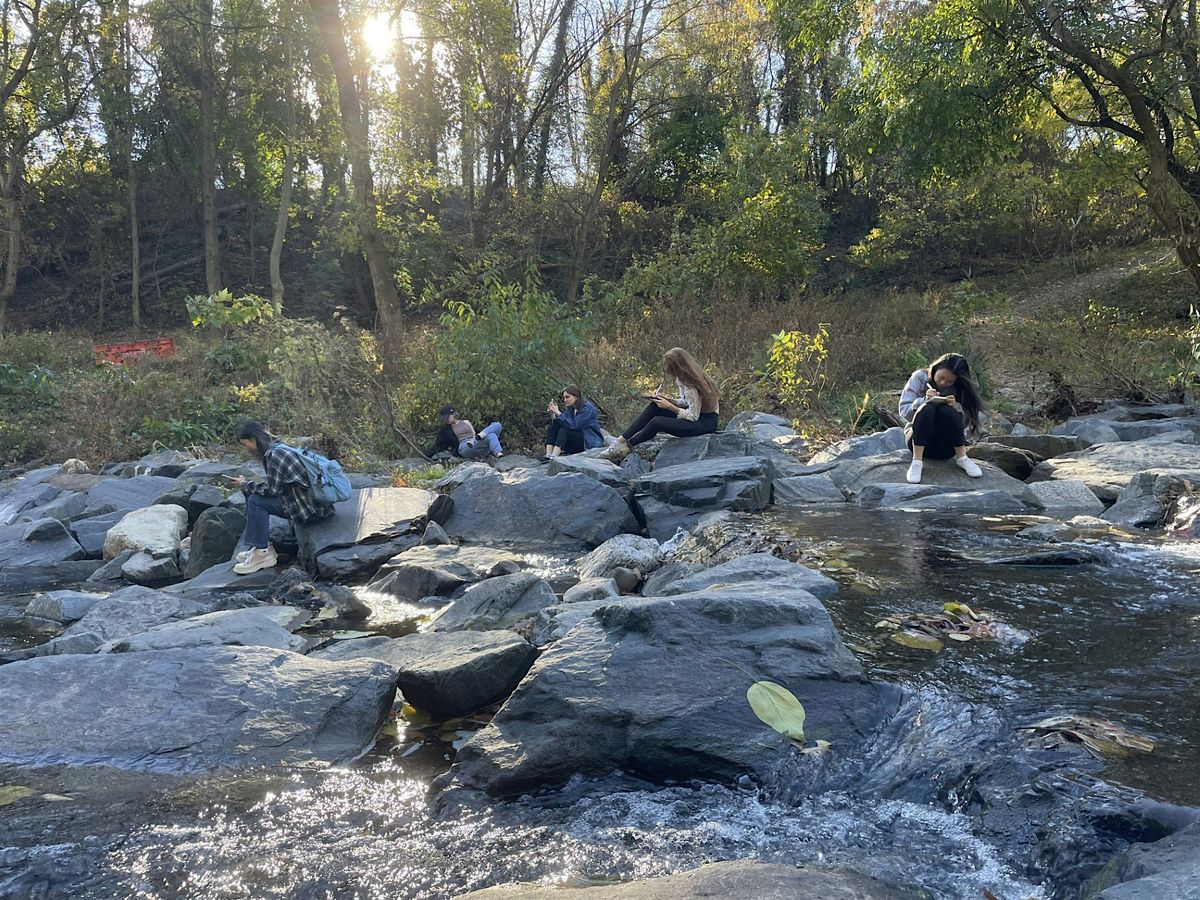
[
  {"left": 890, "top": 631, "right": 945, "bottom": 652},
  {"left": 747, "top": 681, "right": 806, "bottom": 741},
  {"left": 40, "top": 793, "right": 72, "bottom": 802},
  {"left": 327, "top": 630, "right": 373, "bottom": 641},
  {"left": 800, "top": 739, "right": 832, "bottom": 757},
  {"left": 943, "top": 602, "right": 981, "bottom": 620},
  {"left": 946, "top": 632, "right": 973, "bottom": 642},
  {"left": 1017, "top": 715, "right": 1156, "bottom": 759},
  {"left": 0, "top": 786, "right": 35, "bottom": 807},
  {"left": 314, "top": 605, "right": 339, "bottom": 621}
]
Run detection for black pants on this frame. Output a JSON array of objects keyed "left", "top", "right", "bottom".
[
  {"left": 546, "top": 419, "right": 586, "bottom": 455},
  {"left": 622, "top": 402, "right": 718, "bottom": 447},
  {"left": 907, "top": 401, "right": 965, "bottom": 460}
]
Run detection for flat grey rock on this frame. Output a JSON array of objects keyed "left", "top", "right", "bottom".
[
  {"left": 897, "top": 489, "right": 1029, "bottom": 514},
  {"left": 295, "top": 487, "right": 437, "bottom": 571},
  {"left": 639, "top": 560, "right": 703, "bottom": 596},
  {"left": 545, "top": 455, "right": 629, "bottom": 492},
  {"left": 656, "top": 553, "right": 838, "bottom": 601},
  {"left": 967, "top": 442, "right": 1041, "bottom": 480},
  {"left": 724, "top": 411, "right": 790, "bottom": 433},
  {"left": 773, "top": 473, "right": 847, "bottom": 505},
  {"left": 577, "top": 534, "right": 662, "bottom": 580},
  {"left": 808, "top": 428, "right": 907, "bottom": 465},
  {"left": 103, "top": 505, "right": 188, "bottom": 560},
  {"left": 653, "top": 432, "right": 753, "bottom": 469},
  {"left": 459, "top": 860, "right": 907, "bottom": 900},
  {"left": 431, "top": 572, "right": 558, "bottom": 632},
  {"left": 443, "top": 468, "right": 637, "bottom": 549},
  {"left": 634, "top": 496, "right": 708, "bottom": 543},
  {"left": 444, "top": 582, "right": 897, "bottom": 798},
  {"left": 1031, "top": 441, "right": 1200, "bottom": 501},
  {"left": 120, "top": 551, "right": 184, "bottom": 587},
  {"left": 70, "top": 509, "right": 127, "bottom": 558},
  {"left": 167, "top": 560, "right": 279, "bottom": 596},
  {"left": 25, "top": 589, "right": 106, "bottom": 624},
  {"left": 101, "top": 606, "right": 310, "bottom": 653},
  {"left": 634, "top": 456, "right": 771, "bottom": 512},
  {"left": 33, "top": 490, "right": 88, "bottom": 522},
  {"left": 86, "top": 549, "right": 136, "bottom": 583},
  {"left": 31, "top": 586, "right": 213, "bottom": 656},
  {"left": 563, "top": 577, "right": 620, "bottom": 603},
  {"left": 0, "top": 522, "right": 85, "bottom": 567},
  {"left": 855, "top": 483, "right": 953, "bottom": 508},
  {"left": 1027, "top": 479, "right": 1105, "bottom": 518},
  {"left": 0, "top": 466, "right": 60, "bottom": 525},
  {"left": 84, "top": 475, "right": 179, "bottom": 514},
  {"left": 314, "top": 534, "right": 421, "bottom": 580},
  {"left": 830, "top": 450, "right": 1035, "bottom": 502},
  {"left": 1093, "top": 822, "right": 1200, "bottom": 899},
  {"left": 368, "top": 545, "right": 525, "bottom": 601},
  {"left": 0, "top": 646, "right": 395, "bottom": 772},
  {"left": 0, "top": 560, "right": 104, "bottom": 592},
  {"left": 993, "top": 433, "right": 1086, "bottom": 458},
  {"left": 318, "top": 631, "right": 536, "bottom": 719}
]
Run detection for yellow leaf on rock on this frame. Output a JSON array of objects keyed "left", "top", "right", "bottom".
[{"left": 747, "top": 681, "right": 806, "bottom": 742}]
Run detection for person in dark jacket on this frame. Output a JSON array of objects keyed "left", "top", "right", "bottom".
[
  {"left": 544, "top": 384, "right": 604, "bottom": 459},
  {"left": 231, "top": 421, "right": 333, "bottom": 575},
  {"left": 425, "top": 404, "right": 503, "bottom": 459}
]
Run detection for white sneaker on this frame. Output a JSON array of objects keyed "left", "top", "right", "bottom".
[
  {"left": 235, "top": 549, "right": 251, "bottom": 563},
  {"left": 906, "top": 460, "right": 923, "bottom": 484},
  {"left": 599, "top": 441, "right": 630, "bottom": 462},
  {"left": 956, "top": 456, "right": 983, "bottom": 478},
  {"left": 234, "top": 547, "right": 277, "bottom": 575}
]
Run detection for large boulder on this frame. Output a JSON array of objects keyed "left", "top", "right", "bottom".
[
  {"left": 0, "top": 519, "right": 85, "bottom": 567},
  {"left": 167, "top": 560, "right": 280, "bottom": 596},
  {"left": 0, "top": 646, "right": 395, "bottom": 772},
  {"left": 1101, "top": 472, "right": 1190, "bottom": 528},
  {"left": 1027, "top": 479, "right": 1106, "bottom": 518},
  {"left": 430, "top": 572, "right": 558, "bottom": 632},
  {"left": 315, "top": 631, "right": 536, "bottom": 719},
  {"left": 577, "top": 534, "right": 662, "bottom": 580},
  {"left": 24, "top": 589, "right": 105, "bottom": 624},
  {"left": 100, "top": 606, "right": 310, "bottom": 653},
  {"left": 22, "top": 585, "right": 212, "bottom": 657},
  {"left": 121, "top": 551, "right": 184, "bottom": 587},
  {"left": 1030, "top": 441, "right": 1200, "bottom": 501},
  {"left": 183, "top": 506, "right": 246, "bottom": 578},
  {"left": 633, "top": 456, "right": 771, "bottom": 512},
  {"left": 0, "top": 560, "right": 103, "bottom": 593},
  {"left": 545, "top": 455, "right": 630, "bottom": 493},
  {"left": 295, "top": 486, "right": 440, "bottom": 573},
  {"left": 656, "top": 553, "right": 838, "bottom": 601},
  {"left": 443, "top": 468, "right": 638, "bottom": 549},
  {"left": 808, "top": 428, "right": 907, "bottom": 465},
  {"left": 828, "top": 450, "right": 1035, "bottom": 502},
  {"left": 84, "top": 475, "right": 179, "bottom": 514},
  {"left": 993, "top": 433, "right": 1086, "bottom": 458},
  {"left": 652, "top": 432, "right": 753, "bottom": 469},
  {"left": 1089, "top": 821, "right": 1200, "bottom": 899},
  {"left": 459, "top": 860, "right": 906, "bottom": 900},
  {"left": 443, "top": 582, "right": 897, "bottom": 798},
  {"left": 562, "top": 577, "right": 620, "bottom": 604},
  {"left": 312, "top": 534, "right": 423, "bottom": 581},
  {"left": 0, "top": 465, "right": 60, "bottom": 525},
  {"left": 967, "top": 442, "right": 1041, "bottom": 480},
  {"left": 103, "top": 504, "right": 189, "bottom": 560},
  {"left": 773, "top": 472, "right": 847, "bottom": 505},
  {"left": 368, "top": 545, "right": 525, "bottom": 600}
]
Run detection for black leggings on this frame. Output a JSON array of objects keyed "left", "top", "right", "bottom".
[
  {"left": 546, "top": 419, "right": 586, "bottom": 455},
  {"left": 622, "top": 402, "right": 718, "bottom": 447},
  {"left": 907, "top": 401, "right": 965, "bottom": 460}
]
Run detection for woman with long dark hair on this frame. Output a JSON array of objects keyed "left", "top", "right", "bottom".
[
  {"left": 544, "top": 384, "right": 604, "bottom": 459},
  {"left": 601, "top": 348, "right": 720, "bottom": 460},
  {"left": 230, "top": 421, "right": 333, "bottom": 575},
  {"left": 898, "top": 353, "right": 985, "bottom": 484}
]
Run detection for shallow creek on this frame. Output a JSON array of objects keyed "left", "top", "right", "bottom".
[{"left": 2, "top": 507, "right": 1198, "bottom": 899}]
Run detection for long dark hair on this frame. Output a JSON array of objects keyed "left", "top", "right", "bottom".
[
  {"left": 928, "top": 353, "right": 983, "bottom": 431},
  {"left": 663, "top": 348, "right": 719, "bottom": 410},
  {"left": 561, "top": 384, "right": 584, "bottom": 409},
  {"left": 236, "top": 421, "right": 276, "bottom": 459}
]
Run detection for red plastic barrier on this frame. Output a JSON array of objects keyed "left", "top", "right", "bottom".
[{"left": 93, "top": 337, "right": 177, "bottom": 365}]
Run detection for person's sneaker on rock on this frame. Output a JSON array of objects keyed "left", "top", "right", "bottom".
[
  {"left": 906, "top": 459, "right": 923, "bottom": 484},
  {"left": 234, "top": 546, "right": 277, "bottom": 575},
  {"left": 956, "top": 455, "right": 983, "bottom": 477}
]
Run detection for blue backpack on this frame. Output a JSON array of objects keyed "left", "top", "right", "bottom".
[{"left": 289, "top": 445, "right": 352, "bottom": 504}]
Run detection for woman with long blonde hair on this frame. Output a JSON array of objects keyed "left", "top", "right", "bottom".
[{"left": 601, "top": 348, "right": 720, "bottom": 460}]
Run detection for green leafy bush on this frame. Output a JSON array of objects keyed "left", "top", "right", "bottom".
[{"left": 186, "top": 289, "right": 275, "bottom": 330}]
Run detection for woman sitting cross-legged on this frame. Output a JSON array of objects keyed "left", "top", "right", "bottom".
[
  {"left": 544, "top": 384, "right": 604, "bottom": 459},
  {"left": 231, "top": 421, "right": 334, "bottom": 575},
  {"left": 899, "top": 352, "right": 984, "bottom": 484},
  {"left": 601, "top": 348, "right": 719, "bottom": 461}
]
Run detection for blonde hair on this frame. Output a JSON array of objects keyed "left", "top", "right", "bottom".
[{"left": 663, "top": 347, "right": 719, "bottom": 410}]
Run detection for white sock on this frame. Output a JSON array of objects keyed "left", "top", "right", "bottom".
[
  {"left": 906, "top": 460, "right": 923, "bottom": 484},
  {"left": 956, "top": 455, "right": 983, "bottom": 477}
]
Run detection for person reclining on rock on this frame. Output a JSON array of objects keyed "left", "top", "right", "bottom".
[
  {"left": 543, "top": 384, "right": 604, "bottom": 460},
  {"left": 426, "top": 404, "right": 504, "bottom": 460},
  {"left": 899, "top": 352, "right": 984, "bottom": 484},
  {"left": 601, "top": 348, "right": 720, "bottom": 461},
  {"left": 231, "top": 421, "right": 334, "bottom": 575}
]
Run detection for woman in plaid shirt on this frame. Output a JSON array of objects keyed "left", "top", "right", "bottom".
[{"left": 231, "top": 422, "right": 333, "bottom": 575}]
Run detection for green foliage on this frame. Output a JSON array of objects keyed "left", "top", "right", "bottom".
[
  {"left": 762, "top": 325, "right": 831, "bottom": 412},
  {"left": 422, "top": 269, "right": 589, "bottom": 428},
  {"left": 186, "top": 290, "right": 275, "bottom": 330}
]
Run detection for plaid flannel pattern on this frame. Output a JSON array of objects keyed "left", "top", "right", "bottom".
[{"left": 244, "top": 442, "right": 333, "bottom": 524}]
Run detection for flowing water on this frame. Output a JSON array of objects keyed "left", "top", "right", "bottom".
[{"left": 2, "top": 508, "right": 1199, "bottom": 899}]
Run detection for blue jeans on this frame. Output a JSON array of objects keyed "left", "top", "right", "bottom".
[
  {"left": 459, "top": 421, "right": 503, "bottom": 456},
  {"left": 243, "top": 493, "right": 286, "bottom": 549}
]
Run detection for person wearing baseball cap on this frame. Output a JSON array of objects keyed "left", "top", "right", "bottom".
[{"left": 426, "top": 403, "right": 504, "bottom": 459}]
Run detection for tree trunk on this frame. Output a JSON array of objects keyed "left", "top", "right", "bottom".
[
  {"left": 310, "top": 0, "right": 401, "bottom": 330},
  {"left": 0, "top": 154, "right": 24, "bottom": 335},
  {"left": 534, "top": 0, "right": 575, "bottom": 193},
  {"left": 200, "top": 0, "right": 222, "bottom": 295},
  {"left": 270, "top": 34, "right": 297, "bottom": 314},
  {"left": 122, "top": 0, "right": 140, "bottom": 328}
]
